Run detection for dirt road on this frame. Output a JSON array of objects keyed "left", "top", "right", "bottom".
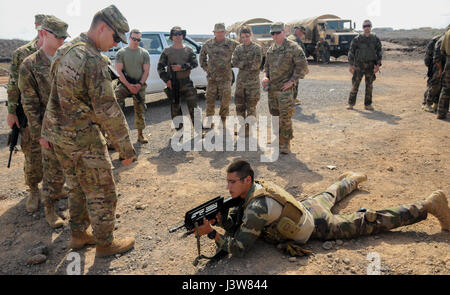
[{"left": 0, "top": 52, "right": 449, "bottom": 275}]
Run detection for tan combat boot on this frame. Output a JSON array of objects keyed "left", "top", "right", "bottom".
[
  {"left": 280, "top": 139, "right": 291, "bottom": 155},
  {"left": 424, "top": 191, "right": 450, "bottom": 231},
  {"left": 295, "top": 98, "right": 302, "bottom": 105},
  {"left": 26, "top": 186, "right": 40, "bottom": 213},
  {"left": 95, "top": 237, "right": 135, "bottom": 258},
  {"left": 338, "top": 171, "right": 368, "bottom": 188},
  {"left": 137, "top": 130, "right": 149, "bottom": 144},
  {"left": 365, "top": 105, "right": 375, "bottom": 111},
  {"left": 70, "top": 230, "right": 95, "bottom": 250},
  {"left": 432, "top": 103, "right": 438, "bottom": 113},
  {"left": 44, "top": 203, "right": 64, "bottom": 229},
  {"left": 347, "top": 105, "right": 354, "bottom": 110},
  {"left": 423, "top": 105, "right": 434, "bottom": 113}
]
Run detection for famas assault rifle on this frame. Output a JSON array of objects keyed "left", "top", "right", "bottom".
[{"left": 169, "top": 196, "right": 243, "bottom": 266}]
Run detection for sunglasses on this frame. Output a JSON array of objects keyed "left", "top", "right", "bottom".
[
  {"left": 44, "top": 29, "right": 66, "bottom": 40},
  {"left": 172, "top": 31, "right": 184, "bottom": 36},
  {"left": 271, "top": 32, "right": 282, "bottom": 36},
  {"left": 363, "top": 25, "right": 372, "bottom": 28},
  {"left": 131, "top": 37, "right": 142, "bottom": 42}
]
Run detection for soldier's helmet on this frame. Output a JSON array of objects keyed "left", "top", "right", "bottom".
[{"left": 170, "top": 26, "right": 187, "bottom": 40}]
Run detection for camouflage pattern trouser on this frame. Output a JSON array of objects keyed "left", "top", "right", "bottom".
[
  {"left": 301, "top": 178, "right": 428, "bottom": 241},
  {"left": 268, "top": 88, "right": 295, "bottom": 142},
  {"left": 437, "top": 61, "right": 450, "bottom": 117},
  {"left": 235, "top": 83, "right": 260, "bottom": 119},
  {"left": 206, "top": 79, "right": 232, "bottom": 119},
  {"left": 423, "top": 69, "right": 442, "bottom": 106},
  {"left": 53, "top": 143, "right": 117, "bottom": 245},
  {"left": 20, "top": 126, "right": 43, "bottom": 188},
  {"left": 164, "top": 78, "right": 198, "bottom": 123},
  {"left": 348, "top": 62, "right": 377, "bottom": 106},
  {"left": 41, "top": 145, "right": 65, "bottom": 206},
  {"left": 114, "top": 83, "right": 147, "bottom": 130}
]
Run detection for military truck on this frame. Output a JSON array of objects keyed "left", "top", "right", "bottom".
[
  {"left": 287, "top": 14, "right": 359, "bottom": 62},
  {"left": 227, "top": 18, "right": 274, "bottom": 69}
]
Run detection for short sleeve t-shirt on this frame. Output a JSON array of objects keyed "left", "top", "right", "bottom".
[{"left": 116, "top": 47, "right": 150, "bottom": 81}]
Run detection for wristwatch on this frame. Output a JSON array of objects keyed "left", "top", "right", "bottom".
[{"left": 207, "top": 230, "right": 217, "bottom": 240}]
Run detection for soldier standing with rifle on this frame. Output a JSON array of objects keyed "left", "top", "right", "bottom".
[
  {"left": 18, "top": 16, "right": 69, "bottom": 229},
  {"left": 6, "top": 14, "right": 45, "bottom": 213},
  {"left": 115, "top": 29, "right": 150, "bottom": 144},
  {"left": 158, "top": 26, "right": 199, "bottom": 129}
]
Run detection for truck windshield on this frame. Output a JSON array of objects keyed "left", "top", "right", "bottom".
[
  {"left": 251, "top": 25, "right": 271, "bottom": 35},
  {"left": 326, "top": 21, "right": 352, "bottom": 31}
]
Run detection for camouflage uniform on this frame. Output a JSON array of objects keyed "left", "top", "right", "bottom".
[
  {"left": 264, "top": 31, "right": 308, "bottom": 149},
  {"left": 158, "top": 45, "right": 199, "bottom": 123},
  {"left": 200, "top": 32, "right": 239, "bottom": 120},
  {"left": 215, "top": 177, "right": 429, "bottom": 257},
  {"left": 316, "top": 40, "right": 330, "bottom": 63},
  {"left": 348, "top": 33, "right": 382, "bottom": 107},
  {"left": 7, "top": 38, "right": 43, "bottom": 188},
  {"left": 231, "top": 42, "right": 262, "bottom": 119},
  {"left": 423, "top": 35, "right": 444, "bottom": 107},
  {"left": 19, "top": 17, "right": 70, "bottom": 208},
  {"left": 19, "top": 49, "right": 64, "bottom": 206},
  {"left": 114, "top": 46, "right": 150, "bottom": 131},
  {"left": 287, "top": 34, "right": 307, "bottom": 100},
  {"left": 41, "top": 30, "right": 136, "bottom": 244},
  {"left": 437, "top": 29, "right": 450, "bottom": 119}
]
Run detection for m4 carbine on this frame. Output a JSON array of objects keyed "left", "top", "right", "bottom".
[
  {"left": 168, "top": 64, "right": 180, "bottom": 105},
  {"left": 7, "top": 103, "right": 28, "bottom": 168}
]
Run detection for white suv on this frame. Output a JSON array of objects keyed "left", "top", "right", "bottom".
[{"left": 104, "top": 32, "right": 237, "bottom": 95}]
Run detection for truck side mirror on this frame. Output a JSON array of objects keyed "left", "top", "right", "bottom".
[{"left": 354, "top": 22, "right": 356, "bottom": 29}]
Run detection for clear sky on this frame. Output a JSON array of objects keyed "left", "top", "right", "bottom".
[{"left": 0, "top": 0, "right": 449, "bottom": 40}]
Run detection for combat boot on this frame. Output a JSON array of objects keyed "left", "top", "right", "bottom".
[
  {"left": 423, "top": 105, "right": 434, "bottom": 113},
  {"left": 137, "top": 130, "right": 149, "bottom": 144},
  {"left": 424, "top": 191, "right": 450, "bottom": 231},
  {"left": 365, "top": 105, "right": 374, "bottom": 111},
  {"left": 26, "top": 185, "right": 40, "bottom": 213},
  {"left": 338, "top": 171, "right": 368, "bottom": 188},
  {"left": 70, "top": 229, "right": 95, "bottom": 250},
  {"left": 280, "top": 139, "right": 291, "bottom": 155},
  {"left": 432, "top": 103, "right": 438, "bottom": 113},
  {"left": 347, "top": 105, "right": 354, "bottom": 110},
  {"left": 295, "top": 98, "right": 302, "bottom": 105},
  {"left": 95, "top": 237, "right": 135, "bottom": 258},
  {"left": 44, "top": 202, "right": 64, "bottom": 229}
]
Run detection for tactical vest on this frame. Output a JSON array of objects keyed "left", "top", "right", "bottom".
[
  {"left": 356, "top": 35, "right": 378, "bottom": 63},
  {"left": 243, "top": 180, "right": 312, "bottom": 243}
]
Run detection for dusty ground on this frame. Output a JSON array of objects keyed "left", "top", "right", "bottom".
[{"left": 0, "top": 44, "right": 449, "bottom": 275}]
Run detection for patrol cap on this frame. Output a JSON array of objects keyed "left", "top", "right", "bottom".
[
  {"left": 270, "top": 22, "right": 285, "bottom": 33},
  {"left": 213, "top": 23, "right": 226, "bottom": 32},
  {"left": 170, "top": 26, "right": 187, "bottom": 40},
  {"left": 34, "top": 14, "right": 46, "bottom": 30},
  {"left": 42, "top": 15, "right": 70, "bottom": 39},
  {"left": 100, "top": 5, "right": 130, "bottom": 44},
  {"left": 294, "top": 25, "right": 306, "bottom": 33}
]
